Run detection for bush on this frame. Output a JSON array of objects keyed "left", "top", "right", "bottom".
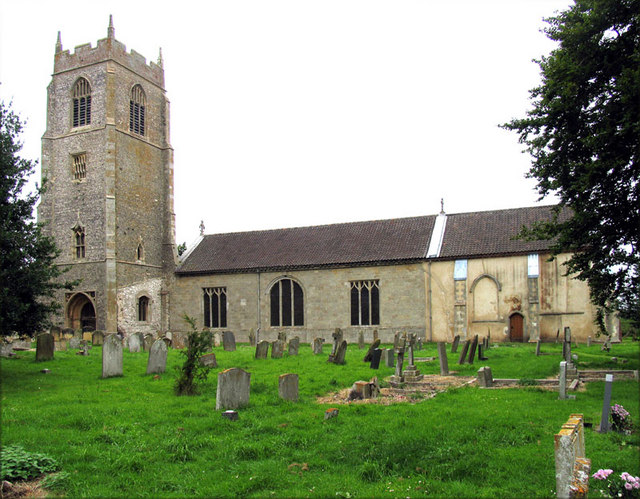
[
  {"left": 174, "top": 315, "right": 214, "bottom": 396},
  {"left": 0, "top": 444, "right": 59, "bottom": 481}
]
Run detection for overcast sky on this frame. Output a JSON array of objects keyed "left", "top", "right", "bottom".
[{"left": 0, "top": 0, "right": 572, "bottom": 247}]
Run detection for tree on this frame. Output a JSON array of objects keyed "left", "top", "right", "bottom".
[
  {"left": 174, "top": 315, "right": 213, "bottom": 396},
  {"left": 503, "top": 0, "right": 639, "bottom": 331},
  {"left": 0, "top": 101, "right": 76, "bottom": 337}
]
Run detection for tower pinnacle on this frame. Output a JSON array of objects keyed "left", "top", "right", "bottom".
[
  {"left": 107, "top": 15, "right": 115, "bottom": 39},
  {"left": 55, "top": 31, "right": 62, "bottom": 53}
]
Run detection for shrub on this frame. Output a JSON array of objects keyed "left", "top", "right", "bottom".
[
  {"left": 0, "top": 444, "right": 59, "bottom": 481},
  {"left": 174, "top": 315, "right": 213, "bottom": 396}
]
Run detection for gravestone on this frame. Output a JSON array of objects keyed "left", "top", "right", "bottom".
[
  {"left": 199, "top": 352, "right": 218, "bottom": 368},
  {"left": 402, "top": 333, "right": 423, "bottom": 381},
  {"left": 598, "top": 374, "right": 614, "bottom": 433},
  {"left": 373, "top": 330, "right": 379, "bottom": 341},
  {"left": 478, "top": 343, "right": 488, "bottom": 361},
  {"left": 358, "top": 330, "right": 365, "bottom": 349},
  {"left": 54, "top": 340, "right": 68, "bottom": 351},
  {"left": 146, "top": 339, "right": 168, "bottom": 374},
  {"left": 288, "top": 336, "right": 300, "bottom": 356},
  {"left": 102, "top": 334, "right": 123, "bottom": 378},
  {"left": 50, "top": 326, "right": 62, "bottom": 340},
  {"left": 467, "top": 335, "right": 479, "bottom": 364},
  {"left": 451, "top": 335, "right": 461, "bottom": 353},
  {"left": 0, "top": 342, "right": 15, "bottom": 358},
  {"left": 383, "top": 348, "right": 394, "bottom": 368},
  {"left": 370, "top": 348, "right": 382, "bottom": 369},
  {"left": 327, "top": 329, "right": 343, "bottom": 363},
  {"left": 223, "top": 331, "right": 236, "bottom": 352},
  {"left": 457, "top": 340, "right": 471, "bottom": 365},
  {"left": 128, "top": 334, "right": 141, "bottom": 353},
  {"left": 333, "top": 340, "right": 348, "bottom": 365},
  {"left": 92, "top": 331, "right": 104, "bottom": 345},
  {"left": 477, "top": 366, "right": 494, "bottom": 388},
  {"left": 390, "top": 348, "right": 405, "bottom": 383},
  {"left": 363, "top": 339, "right": 381, "bottom": 362},
  {"left": 312, "top": 337, "right": 324, "bottom": 355},
  {"left": 587, "top": 336, "right": 592, "bottom": 347},
  {"left": 437, "top": 342, "right": 449, "bottom": 375},
  {"left": 555, "top": 414, "right": 590, "bottom": 499},
  {"left": 278, "top": 373, "right": 299, "bottom": 402},
  {"left": 143, "top": 334, "right": 154, "bottom": 352},
  {"left": 255, "top": 340, "right": 269, "bottom": 359},
  {"left": 213, "top": 331, "right": 221, "bottom": 347},
  {"left": 535, "top": 339, "right": 541, "bottom": 356},
  {"left": 277, "top": 331, "right": 287, "bottom": 342},
  {"left": 162, "top": 337, "right": 172, "bottom": 348},
  {"left": 69, "top": 337, "right": 81, "bottom": 350},
  {"left": 559, "top": 361, "right": 568, "bottom": 400},
  {"left": 393, "top": 332, "right": 402, "bottom": 351},
  {"left": 216, "top": 368, "right": 251, "bottom": 410},
  {"left": 82, "top": 332, "right": 93, "bottom": 342},
  {"left": 248, "top": 329, "right": 256, "bottom": 347},
  {"left": 35, "top": 333, "right": 54, "bottom": 362},
  {"left": 62, "top": 328, "right": 74, "bottom": 339},
  {"left": 271, "top": 340, "right": 285, "bottom": 359}
]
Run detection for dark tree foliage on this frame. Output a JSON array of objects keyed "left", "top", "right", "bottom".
[
  {"left": 0, "top": 101, "right": 76, "bottom": 337},
  {"left": 174, "top": 315, "right": 214, "bottom": 396},
  {"left": 503, "top": 0, "right": 639, "bottom": 331}
]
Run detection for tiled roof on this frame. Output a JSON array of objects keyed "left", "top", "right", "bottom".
[{"left": 176, "top": 205, "right": 562, "bottom": 275}]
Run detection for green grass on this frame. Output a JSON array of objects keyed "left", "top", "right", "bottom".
[{"left": 1, "top": 339, "right": 638, "bottom": 498}]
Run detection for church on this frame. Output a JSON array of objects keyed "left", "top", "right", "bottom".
[{"left": 39, "top": 20, "right": 605, "bottom": 345}]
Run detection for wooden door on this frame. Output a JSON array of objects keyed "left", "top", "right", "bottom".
[{"left": 510, "top": 314, "right": 523, "bottom": 342}]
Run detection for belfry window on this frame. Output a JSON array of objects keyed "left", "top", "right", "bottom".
[
  {"left": 73, "top": 226, "right": 85, "bottom": 259},
  {"left": 270, "top": 278, "right": 304, "bottom": 327},
  {"left": 350, "top": 280, "right": 380, "bottom": 326},
  {"left": 72, "top": 153, "right": 86, "bottom": 180},
  {"left": 203, "top": 287, "right": 227, "bottom": 328},
  {"left": 129, "top": 84, "right": 146, "bottom": 136},
  {"left": 138, "top": 296, "right": 150, "bottom": 322},
  {"left": 72, "top": 78, "right": 91, "bottom": 127}
]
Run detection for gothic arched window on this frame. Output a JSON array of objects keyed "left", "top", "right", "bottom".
[
  {"left": 270, "top": 278, "right": 304, "bottom": 327},
  {"left": 72, "top": 78, "right": 91, "bottom": 127},
  {"left": 73, "top": 225, "right": 85, "bottom": 259},
  {"left": 138, "top": 296, "right": 150, "bottom": 322},
  {"left": 129, "top": 84, "right": 146, "bottom": 136}
]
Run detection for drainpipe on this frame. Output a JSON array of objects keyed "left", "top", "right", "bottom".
[
  {"left": 428, "top": 261, "right": 433, "bottom": 342},
  {"left": 256, "top": 272, "right": 261, "bottom": 343}
]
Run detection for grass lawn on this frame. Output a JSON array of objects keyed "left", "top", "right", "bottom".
[{"left": 1, "top": 338, "right": 638, "bottom": 498}]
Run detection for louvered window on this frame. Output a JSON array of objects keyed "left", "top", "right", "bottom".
[
  {"left": 72, "top": 153, "right": 86, "bottom": 180},
  {"left": 129, "top": 84, "right": 146, "bottom": 136},
  {"left": 72, "top": 78, "right": 91, "bottom": 127},
  {"left": 203, "top": 287, "right": 227, "bottom": 328},
  {"left": 350, "top": 280, "right": 380, "bottom": 326}
]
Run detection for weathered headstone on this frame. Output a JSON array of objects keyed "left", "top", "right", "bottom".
[
  {"left": 358, "top": 330, "right": 365, "bottom": 349},
  {"left": 369, "top": 348, "right": 382, "bottom": 369},
  {"left": 255, "top": 340, "right": 269, "bottom": 359},
  {"left": 555, "top": 414, "right": 590, "bottom": 499},
  {"left": 277, "top": 331, "right": 287, "bottom": 342},
  {"left": 393, "top": 331, "right": 402, "bottom": 351},
  {"left": 457, "top": 340, "right": 470, "bottom": 365},
  {"left": 437, "top": 342, "right": 449, "bottom": 375},
  {"left": 333, "top": 340, "right": 347, "bottom": 365},
  {"left": 199, "top": 352, "right": 218, "bottom": 368},
  {"left": 128, "top": 334, "right": 141, "bottom": 353},
  {"left": 278, "top": 373, "right": 299, "bottom": 402},
  {"left": 383, "top": 348, "right": 394, "bottom": 368},
  {"left": 50, "top": 326, "right": 62, "bottom": 340},
  {"left": 215, "top": 368, "right": 251, "bottom": 410},
  {"left": 271, "top": 340, "right": 285, "bottom": 359},
  {"left": 598, "top": 374, "right": 614, "bottom": 433},
  {"left": 478, "top": 343, "right": 488, "bottom": 361},
  {"left": 403, "top": 333, "right": 423, "bottom": 381},
  {"left": 54, "top": 340, "right": 68, "bottom": 352},
  {"left": 535, "top": 339, "right": 541, "bottom": 356},
  {"left": 467, "top": 335, "right": 479, "bottom": 364},
  {"left": 62, "top": 327, "right": 74, "bottom": 339},
  {"left": 327, "top": 329, "right": 343, "bottom": 362},
  {"left": 586, "top": 336, "right": 592, "bottom": 347},
  {"left": 288, "top": 336, "right": 300, "bottom": 356},
  {"left": 212, "top": 331, "right": 221, "bottom": 347},
  {"left": 146, "top": 339, "right": 168, "bottom": 374},
  {"left": 559, "top": 361, "right": 568, "bottom": 400},
  {"left": 390, "top": 348, "right": 405, "bottom": 383},
  {"left": 35, "top": 333, "right": 54, "bottom": 362},
  {"left": 451, "top": 335, "right": 460, "bottom": 353},
  {"left": 312, "top": 337, "right": 324, "bottom": 355},
  {"left": 363, "top": 339, "right": 381, "bottom": 362},
  {"left": 102, "top": 334, "right": 123, "bottom": 378},
  {"left": 223, "top": 331, "right": 236, "bottom": 352},
  {"left": 69, "top": 337, "right": 81, "bottom": 350},
  {"left": 92, "top": 330, "right": 104, "bottom": 345},
  {"left": 143, "top": 334, "right": 154, "bottom": 352},
  {"left": 477, "top": 366, "right": 494, "bottom": 388},
  {"left": 248, "top": 329, "right": 256, "bottom": 347}
]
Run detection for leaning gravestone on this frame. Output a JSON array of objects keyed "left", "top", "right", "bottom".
[
  {"left": 458, "top": 340, "right": 471, "bottom": 365},
  {"left": 451, "top": 335, "right": 460, "bottom": 353},
  {"left": 255, "top": 340, "right": 269, "bottom": 359},
  {"left": 327, "top": 329, "right": 343, "bottom": 362},
  {"left": 467, "top": 335, "right": 479, "bottom": 364},
  {"left": 128, "top": 334, "right": 141, "bottom": 353},
  {"left": 271, "top": 340, "right": 285, "bottom": 359},
  {"left": 199, "top": 352, "right": 218, "bottom": 368},
  {"left": 223, "top": 331, "right": 236, "bottom": 352},
  {"left": 370, "top": 348, "right": 382, "bottom": 369},
  {"left": 278, "top": 373, "right": 299, "bottom": 402},
  {"left": 288, "top": 336, "right": 300, "bottom": 356},
  {"left": 312, "top": 337, "right": 324, "bottom": 355},
  {"left": 333, "top": 340, "right": 348, "bottom": 365},
  {"left": 92, "top": 331, "right": 104, "bottom": 345},
  {"left": 146, "top": 339, "right": 168, "bottom": 374},
  {"left": 216, "top": 368, "right": 251, "bottom": 410},
  {"left": 102, "top": 334, "right": 123, "bottom": 378},
  {"left": 437, "top": 342, "right": 449, "bottom": 375},
  {"left": 36, "top": 333, "right": 54, "bottom": 362},
  {"left": 363, "top": 339, "right": 381, "bottom": 362}
]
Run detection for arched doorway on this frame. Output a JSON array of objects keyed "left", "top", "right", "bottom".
[
  {"left": 67, "top": 293, "right": 96, "bottom": 331},
  {"left": 509, "top": 313, "right": 524, "bottom": 342}
]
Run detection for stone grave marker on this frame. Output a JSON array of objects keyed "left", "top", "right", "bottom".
[
  {"left": 586, "top": 336, "right": 592, "bottom": 347},
  {"left": 255, "top": 340, "right": 269, "bottom": 359},
  {"left": 477, "top": 366, "right": 494, "bottom": 387},
  {"left": 369, "top": 348, "right": 382, "bottom": 369},
  {"left": 223, "top": 331, "right": 236, "bottom": 352},
  {"left": 403, "top": 333, "right": 423, "bottom": 381},
  {"left": 555, "top": 414, "right": 590, "bottom": 499},
  {"left": 535, "top": 339, "right": 541, "bottom": 356},
  {"left": 277, "top": 331, "right": 287, "bottom": 342},
  {"left": 143, "top": 334, "right": 154, "bottom": 352},
  {"left": 288, "top": 336, "right": 300, "bottom": 356},
  {"left": 146, "top": 339, "right": 168, "bottom": 374},
  {"left": 162, "top": 337, "right": 172, "bottom": 348},
  {"left": 478, "top": 343, "right": 488, "bottom": 361},
  {"left": 54, "top": 340, "right": 68, "bottom": 351},
  {"left": 212, "top": 331, "right": 221, "bottom": 347},
  {"left": 598, "top": 374, "right": 614, "bottom": 433},
  {"left": 128, "top": 334, "right": 141, "bottom": 352},
  {"left": 312, "top": 337, "right": 324, "bottom": 355},
  {"left": 36, "top": 333, "right": 54, "bottom": 362},
  {"left": 358, "top": 330, "right": 365, "bottom": 349},
  {"left": 216, "top": 368, "right": 251, "bottom": 410},
  {"left": 333, "top": 340, "right": 347, "bottom": 365},
  {"left": 363, "top": 339, "right": 381, "bottom": 362},
  {"left": 327, "top": 328, "right": 343, "bottom": 362},
  {"left": 373, "top": 329, "right": 379, "bottom": 341},
  {"left": 102, "top": 334, "right": 123, "bottom": 378},
  {"left": 0, "top": 342, "right": 15, "bottom": 358},
  {"left": 92, "top": 331, "right": 104, "bottom": 345},
  {"left": 50, "top": 326, "right": 62, "bottom": 340},
  {"left": 390, "top": 348, "right": 405, "bottom": 383},
  {"left": 437, "top": 342, "right": 449, "bottom": 375},
  {"left": 383, "top": 348, "right": 394, "bottom": 368},
  {"left": 558, "top": 361, "right": 569, "bottom": 400},
  {"left": 278, "top": 373, "right": 299, "bottom": 402},
  {"left": 248, "top": 329, "right": 256, "bottom": 347},
  {"left": 62, "top": 328, "right": 74, "bottom": 339},
  {"left": 69, "top": 337, "right": 81, "bottom": 350},
  {"left": 451, "top": 335, "right": 460, "bottom": 353},
  {"left": 467, "top": 335, "right": 479, "bottom": 364},
  {"left": 82, "top": 331, "right": 93, "bottom": 342},
  {"left": 457, "top": 340, "right": 470, "bottom": 365},
  {"left": 271, "top": 340, "right": 285, "bottom": 359},
  {"left": 199, "top": 352, "right": 218, "bottom": 368}
]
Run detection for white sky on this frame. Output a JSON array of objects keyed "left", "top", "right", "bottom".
[{"left": 0, "top": 0, "right": 571, "bottom": 247}]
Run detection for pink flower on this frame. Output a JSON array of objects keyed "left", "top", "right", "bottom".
[
  {"left": 625, "top": 482, "right": 633, "bottom": 491},
  {"left": 593, "top": 469, "right": 614, "bottom": 480}
]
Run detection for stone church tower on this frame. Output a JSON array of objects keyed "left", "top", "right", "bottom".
[{"left": 38, "top": 17, "right": 177, "bottom": 336}]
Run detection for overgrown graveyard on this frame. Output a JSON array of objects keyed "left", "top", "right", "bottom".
[{"left": 1, "top": 338, "right": 638, "bottom": 497}]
